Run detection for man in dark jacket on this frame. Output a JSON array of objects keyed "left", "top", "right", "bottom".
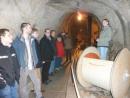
[
  {"left": 49, "top": 30, "right": 57, "bottom": 75},
  {"left": 32, "top": 28, "right": 42, "bottom": 68},
  {"left": 31, "top": 28, "right": 42, "bottom": 91},
  {"left": 0, "top": 28, "right": 20, "bottom": 98},
  {"left": 40, "top": 28, "right": 54, "bottom": 84}
]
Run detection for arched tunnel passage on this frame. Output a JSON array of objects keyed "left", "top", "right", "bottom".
[
  {"left": 56, "top": 6, "right": 130, "bottom": 98},
  {"left": 1, "top": 1, "right": 130, "bottom": 98},
  {"left": 59, "top": 10, "right": 101, "bottom": 50},
  {"left": 42, "top": 1, "right": 130, "bottom": 98}
]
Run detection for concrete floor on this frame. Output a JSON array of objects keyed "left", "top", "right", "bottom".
[{"left": 30, "top": 62, "right": 77, "bottom": 98}]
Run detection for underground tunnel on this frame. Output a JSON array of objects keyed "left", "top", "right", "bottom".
[
  {"left": 0, "top": 0, "right": 130, "bottom": 98},
  {"left": 59, "top": 10, "right": 101, "bottom": 50}
]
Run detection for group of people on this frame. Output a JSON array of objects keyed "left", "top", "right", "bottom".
[
  {"left": 0, "top": 18, "right": 112, "bottom": 98},
  {"left": 0, "top": 23, "right": 43, "bottom": 98},
  {"left": 40, "top": 29, "right": 73, "bottom": 84},
  {"left": 0, "top": 23, "right": 73, "bottom": 98}
]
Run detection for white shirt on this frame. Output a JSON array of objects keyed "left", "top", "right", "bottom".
[{"left": 25, "top": 38, "right": 33, "bottom": 70}]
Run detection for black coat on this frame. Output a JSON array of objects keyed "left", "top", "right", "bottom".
[
  {"left": 40, "top": 36, "right": 54, "bottom": 62},
  {"left": 0, "top": 43, "right": 20, "bottom": 89},
  {"left": 34, "top": 39, "right": 42, "bottom": 68}
]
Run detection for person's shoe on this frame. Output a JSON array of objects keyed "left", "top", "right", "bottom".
[
  {"left": 55, "top": 68, "right": 60, "bottom": 71},
  {"left": 40, "top": 96, "right": 44, "bottom": 98},
  {"left": 31, "top": 90, "right": 34, "bottom": 92},
  {"left": 41, "top": 89, "right": 45, "bottom": 92},
  {"left": 49, "top": 72, "right": 54, "bottom": 76},
  {"left": 45, "top": 79, "right": 52, "bottom": 85}
]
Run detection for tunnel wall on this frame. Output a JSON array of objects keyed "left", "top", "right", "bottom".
[
  {"left": 0, "top": 0, "right": 130, "bottom": 50},
  {"left": 0, "top": 0, "right": 64, "bottom": 38},
  {"left": 50, "top": 0, "right": 130, "bottom": 51}
]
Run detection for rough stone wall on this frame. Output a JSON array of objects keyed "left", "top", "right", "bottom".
[
  {"left": 0, "top": 0, "right": 65, "bottom": 38},
  {"left": 0, "top": 0, "right": 46, "bottom": 36},
  {"left": 0, "top": 0, "right": 130, "bottom": 50}
]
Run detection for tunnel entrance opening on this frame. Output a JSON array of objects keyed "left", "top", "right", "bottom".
[{"left": 59, "top": 10, "right": 101, "bottom": 50}]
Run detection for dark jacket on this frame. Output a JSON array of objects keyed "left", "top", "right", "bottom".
[
  {"left": 97, "top": 26, "right": 112, "bottom": 47},
  {"left": 34, "top": 39, "right": 42, "bottom": 68},
  {"left": 40, "top": 35, "right": 54, "bottom": 62},
  {"left": 0, "top": 43, "right": 20, "bottom": 89},
  {"left": 51, "top": 36, "right": 56, "bottom": 56}
]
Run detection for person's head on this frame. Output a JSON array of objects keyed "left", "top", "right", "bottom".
[
  {"left": 61, "top": 32, "right": 65, "bottom": 36},
  {"left": 44, "top": 28, "right": 51, "bottom": 37},
  {"left": 0, "top": 29, "right": 13, "bottom": 47},
  {"left": 65, "top": 33, "right": 69, "bottom": 37},
  {"left": 21, "top": 23, "right": 32, "bottom": 35},
  {"left": 57, "top": 36, "right": 62, "bottom": 42},
  {"left": 102, "top": 19, "right": 109, "bottom": 27},
  {"left": 32, "top": 28, "right": 39, "bottom": 39},
  {"left": 50, "top": 30, "right": 56, "bottom": 37}
]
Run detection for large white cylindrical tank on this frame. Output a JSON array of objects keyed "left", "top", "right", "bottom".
[
  {"left": 82, "top": 58, "right": 113, "bottom": 90},
  {"left": 76, "top": 47, "right": 130, "bottom": 98}
]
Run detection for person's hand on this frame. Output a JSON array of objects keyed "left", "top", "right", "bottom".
[
  {"left": 96, "top": 38, "right": 99, "bottom": 42},
  {"left": 42, "top": 61, "right": 45, "bottom": 64},
  {"left": 0, "top": 73, "right": 7, "bottom": 89},
  {"left": 0, "top": 73, "right": 6, "bottom": 84}
]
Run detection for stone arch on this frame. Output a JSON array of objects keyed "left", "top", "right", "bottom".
[
  {"left": 56, "top": 0, "right": 127, "bottom": 59},
  {"left": 59, "top": 10, "right": 101, "bottom": 48},
  {"left": 79, "top": 1, "right": 126, "bottom": 59},
  {"left": 79, "top": 1, "right": 125, "bottom": 46}
]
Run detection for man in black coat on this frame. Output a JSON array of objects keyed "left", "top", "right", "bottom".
[{"left": 40, "top": 28, "right": 54, "bottom": 84}]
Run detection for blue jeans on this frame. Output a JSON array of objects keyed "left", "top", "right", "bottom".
[
  {"left": 97, "top": 47, "right": 108, "bottom": 60},
  {"left": 55, "top": 57, "right": 62, "bottom": 69},
  {"left": 0, "top": 81, "right": 19, "bottom": 98},
  {"left": 49, "top": 56, "right": 56, "bottom": 74}
]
